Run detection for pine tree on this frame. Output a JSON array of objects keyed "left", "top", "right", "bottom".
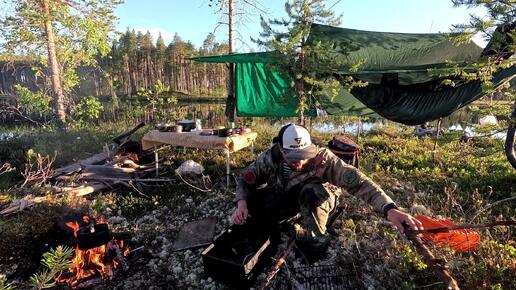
[
  {"left": 0, "top": 0, "right": 122, "bottom": 126},
  {"left": 254, "top": 0, "right": 353, "bottom": 124}
]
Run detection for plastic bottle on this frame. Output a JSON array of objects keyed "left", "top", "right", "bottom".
[{"left": 195, "top": 119, "right": 202, "bottom": 131}]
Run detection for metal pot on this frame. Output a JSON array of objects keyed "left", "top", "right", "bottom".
[
  {"left": 217, "top": 128, "right": 233, "bottom": 137},
  {"left": 177, "top": 120, "right": 196, "bottom": 132},
  {"left": 77, "top": 223, "right": 112, "bottom": 250}
]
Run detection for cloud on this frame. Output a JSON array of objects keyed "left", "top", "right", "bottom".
[{"left": 472, "top": 32, "right": 488, "bottom": 48}]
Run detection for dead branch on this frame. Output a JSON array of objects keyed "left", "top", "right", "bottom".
[
  {"left": 77, "top": 177, "right": 174, "bottom": 182},
  {"left": 176, "top": 171, "right": 212, "bottom": 193},
  {"left": 118, "top": 181, "right": 151, "bottom": 199},
  {"left": 0, "top": 103, "right": 43, "bottom": 126},
  {"left": 0, "top": 195, "right": 47, "bottom": 216},
  {"left": 469, "top": 196, "right": 516, "bottom": 223},
  {"left": 258, "top": 239, "right": 296, "bottom": 290},
  {"left": 21, "top": 153, "right": 56, "bottom": 187},
  {"left": 0, "top": 162, "right": 15, "bottom": 175},
  {"left": 406, "top": 220, "right": 516, "bottom": 234}
]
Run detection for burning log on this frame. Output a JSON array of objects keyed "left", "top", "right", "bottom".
[
  {"left": 75, "top": 277, "right": 104, "bottom": 289},
  {"left": 110, "top": 243, "right": 129, "bottom": 272},
  {"left": 56, "top": 216, "right": 130, "bottom": 287}
]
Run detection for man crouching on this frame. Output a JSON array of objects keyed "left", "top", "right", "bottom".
[{"left": 231, "top": 123, "right": 422, "bottom": 254}]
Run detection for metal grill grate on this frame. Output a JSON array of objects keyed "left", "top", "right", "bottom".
[{"left": 272, "top": 264, "right": 352, "bottom": 290}]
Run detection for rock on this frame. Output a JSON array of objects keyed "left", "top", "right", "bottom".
[
  {"left": 176, "top": 160, "right": 204, "bottom": 175},
  {"left": 172, "top": 266, "right": 182, "bottom": 274},
  {"left": 479, "top": 115, "right": 497, "bottom": 126},
  {"left": 108, "top": 216, "right": 125, "bottom": 225}
]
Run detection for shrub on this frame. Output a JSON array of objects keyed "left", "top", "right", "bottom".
[{"left": 74, "top": 96, "right": 104, "bottom": 126}]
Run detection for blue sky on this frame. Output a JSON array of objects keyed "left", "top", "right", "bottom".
[{"left": 118, "top": 0, "right": 487, "bottom": 51}]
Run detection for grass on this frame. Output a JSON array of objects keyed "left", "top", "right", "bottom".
[{"left": 0, "top": 121, "right": 514, "bottom": 289}]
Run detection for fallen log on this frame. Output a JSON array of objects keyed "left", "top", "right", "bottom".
[
  {"left": 79, "top": 177, "right": 175, "bottom": 182},
  {"left": 0, "top": 195, "right": 47, "bottom": 216},
  {"left": 52, "top": 153, "right": 107, "bottom": 178},
  {"left": 54, "top": 182, "right": 114, "bottom": 197},
  {"left": 82, "top": 165, "right": 137, "bottom": 175}
]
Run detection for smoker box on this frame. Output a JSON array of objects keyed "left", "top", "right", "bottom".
[{"left": 202, "top": 224, "right": 277, "bottom": 288}]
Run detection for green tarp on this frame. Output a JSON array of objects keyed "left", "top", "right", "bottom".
[{"left": 191, "top": 23, "right": 516, "bottom": 124}]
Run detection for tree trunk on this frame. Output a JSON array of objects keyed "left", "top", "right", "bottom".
[
  {"left": 298, "top": 48, "right": 305, "bottom": 125},
  {"left": 225, "top": 0, "right": 236, "bottom": 123},
  {"left": 42, "top": 0, "right": 66, "bottom": 125},
  {"left": 505, "top": 100, "right": 516, "bottom": 169}
]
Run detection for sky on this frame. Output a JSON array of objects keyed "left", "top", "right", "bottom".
[{"left": 115, "top": 0, "right": 488, "bottom": 52}]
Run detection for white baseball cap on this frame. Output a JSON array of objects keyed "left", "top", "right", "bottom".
[{"left": 279, "top": 123, "right": 318, "bottom": 160}]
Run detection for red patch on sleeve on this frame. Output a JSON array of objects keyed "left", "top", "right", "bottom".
[{"left": 244, "top": 171, "right": 256, "bottom": 184}]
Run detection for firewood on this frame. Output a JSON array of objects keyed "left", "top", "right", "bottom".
[
  {"left": 75, "top": 277, "right": 103, "bottom": 289},
  {"left": 258, "top": 239, "right": 296, "bottom": 290},
  {"left": 110, "top": 243, "right": 129, "bottom": 272},
  {"left": 0, "top": 195, "right": 47, "bottom": 216},
  {"left": 52, "top": 153, "right": 107, "bottom": 178},
  {"left": 58, "top": 182, "right": 114, "bottom": 197},
  {"left": 82, "top": 165, "right": 136, "bottom": 175}
]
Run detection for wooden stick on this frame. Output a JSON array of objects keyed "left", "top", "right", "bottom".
[
  {"left": 406, "top": 220, "right": 516, "bottom": 234},
  {"left": 79, "top": 177, "right": 175, "bottom": 182},
  {"left": 470, "top": 196, "right": 516, "bottom": 222},
  {"left": 404, "top": 231, "right": 460, "bottom": 290},
  {"left": 258, "top": 239, "right": 296, "bottom": 290}
]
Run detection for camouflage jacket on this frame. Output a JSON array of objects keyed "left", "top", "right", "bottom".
[{"left": 235, "top": 144, "right": 395, "bottom": 213}]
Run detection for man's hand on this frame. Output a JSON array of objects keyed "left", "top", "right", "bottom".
[
  {"left": 387, "top": 209, "right": 424, "bottom": 233},
  {"left": 232, "top": 199, "right": 249, "bottom": 225}
]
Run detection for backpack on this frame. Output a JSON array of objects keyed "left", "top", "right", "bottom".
[{"left": 327, "top": 135, "right": 361, "bottom": 168}]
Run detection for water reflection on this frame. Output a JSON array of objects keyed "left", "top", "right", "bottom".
[{"left": 167, "top": 101, "right": 506, "bottom": 139}]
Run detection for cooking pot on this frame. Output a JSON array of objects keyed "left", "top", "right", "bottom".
[
  {"left": 77, "top": 223, "right": 112, "bottom": 250},
  {"left": 218, "top": 128, "right": 233, "bottom": 137},
  {"left": 177, "top": 120, "right": 196, "bottom": 132}
]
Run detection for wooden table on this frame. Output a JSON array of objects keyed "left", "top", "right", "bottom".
[{"left": 142, "top": 130, "right": 258, "bottom": 187}]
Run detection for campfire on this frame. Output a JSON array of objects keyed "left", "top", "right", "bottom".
[{"left": 56, "top": 216, "right": 129, "bottom": 288}]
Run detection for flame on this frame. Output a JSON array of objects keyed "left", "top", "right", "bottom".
[{"left": 56, "top": 216, "right": 129, "bottom": 287}]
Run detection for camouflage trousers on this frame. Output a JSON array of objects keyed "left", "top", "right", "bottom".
[{"left": 246, "top": 183, "right": 339, "bottom": 244}]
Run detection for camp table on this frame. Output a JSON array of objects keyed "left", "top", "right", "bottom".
[{"left": 141, "top": 129, "right": 258, "bottom": 187}]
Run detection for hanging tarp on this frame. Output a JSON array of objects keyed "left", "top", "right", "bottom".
[
  {"left": 235, "top": 62, "right": 300, "bottom": 117},
  {"left": 191, "top": 24, "right": 516, "bottom": 124}
]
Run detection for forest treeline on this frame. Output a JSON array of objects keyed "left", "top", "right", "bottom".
[{"left": 0, "top": 30, "right": 229, "bottom": 99}]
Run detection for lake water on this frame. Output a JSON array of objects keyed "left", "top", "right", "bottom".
[
  {"left": 165, "top": 100, "right": 507, "bottom": 139},
  {"left": 0, "top": 99, "right": 508, "bottom": 140}
]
